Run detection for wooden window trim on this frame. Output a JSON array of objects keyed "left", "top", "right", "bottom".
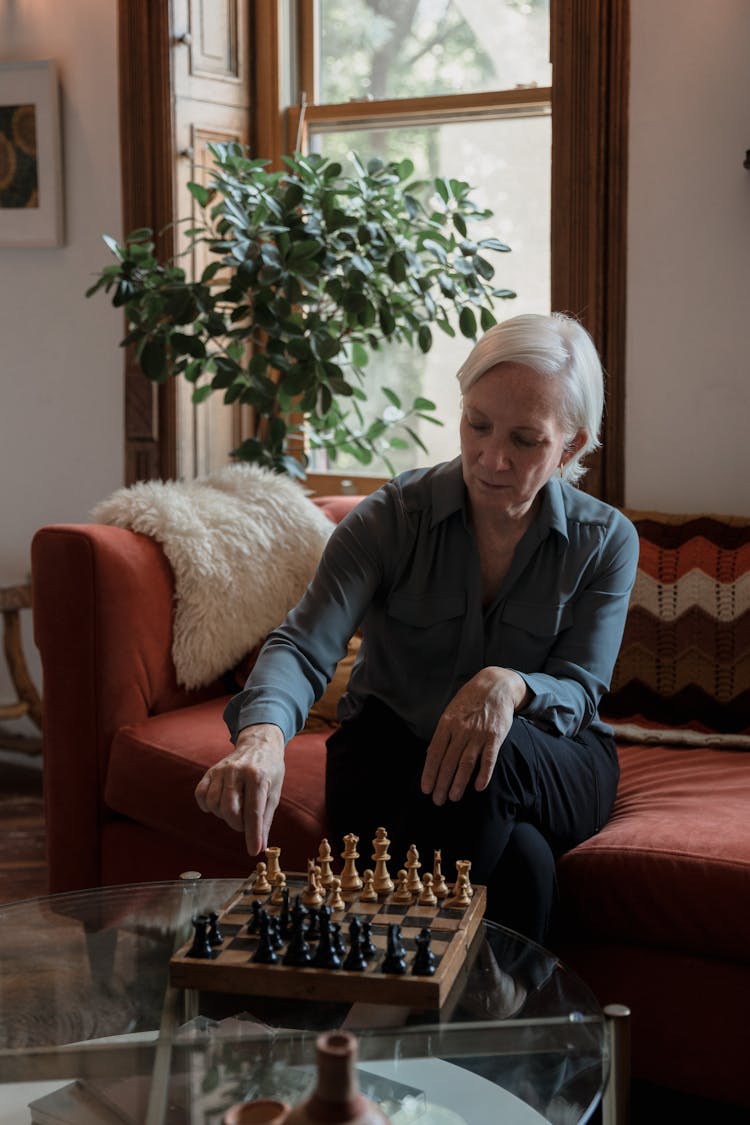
[{"left": 120, "top": 0, "right": 629, "bottom": 504}]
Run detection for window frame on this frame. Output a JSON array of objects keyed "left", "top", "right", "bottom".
[{"left": 119, "top": 0, "right": 628, "bottom": 504}]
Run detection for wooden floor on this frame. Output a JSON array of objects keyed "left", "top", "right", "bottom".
[
  {"left": 0, "top": 752, "right": 745, "bottom": 1123},
  {"left": 0, "top": 751, "right": 47, "bottom": 904}
]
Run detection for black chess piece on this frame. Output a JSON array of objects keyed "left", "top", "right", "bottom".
[
  {"left": 246, "top": 899, "right": 263, "bottom": 935},
  {"left": 252, "top": 910, "right": 278, "bottom": 964},
  {"left": 360, "top": 920, "right": 376, "bottom": 961},
  {"left": 412, "top": 927, "right": 437, "bottom": 976},
  {"left": 278, "top": 886, "right": 291, "bottom": 938},
  {"left": 187, "top": 914, "right": 215, "bottom": 960},
  {"left": 269, "top": 913, "right": 284, "bottom": 951},
  {"left": 381, "top": 922, "right": 407, "bottom": 974},
  {"left": 306, "top": 905, "right": 321, "bottom": 940},
  {"left": 284, "top": 903, "right": 313, "bottom": 966},
  {"left": 331, "top": 921, "right": 346, "bottom": 959},
  {"left": 207, "top": 911, "right": 224, "bottom": 947},
  {"left": 312, "top": 906, "right": 341, "bottom": 969},
  {"left": 343, "top": 918, "right": 367, "bottom": 972}
]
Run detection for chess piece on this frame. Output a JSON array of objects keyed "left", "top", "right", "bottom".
[
  {"left": 341, "top": 833, "right": 363, "bottom": 891},
  {"left": 454, "top": 859, "right": 474, "bottom": 898},
  {"left": 252, "top": 861, "right": 272, "bottom": 895},
  {"left": 317, "top": 838, "right": 335, "bottom": 888},
  {"left": 207, "top": 911, "right": 224, "bottom": 946},
  {"left": 187, "top": 914, "right": 215, "bottom": 959},
  {"left": 381, "top": 923, "right": 407, "bottom": 975},
  {"left": 327, "top": 875, "right": 346, "bottom": 912},
  {"left": 392, "top": 869, "right": 412, "bottom": 904},
  {"left": 418, "top": 873, "right": 437, "bottom": 906},
  {"left": 405, "top": 844, "right": 422, "bottom": 895},
  {"left": 343, "top": 918, "right": 367, "bottom": 972},
  {"left": 278, "top": 885, "right": 291, "bottom": 939},
  {"left": 371, "top": 827, "right": 394, "bottom": 894},
  {"left": 271, "top": 871, "right": 288, "bottom": 905},
  {"left": 252, "top": 912, "right": 278, "bottom": 964},
  {"left": 302, "top": 859, "right": 324, "bottom": 906},
  {"left": 284, "top": 901, "right": 312, "bottom": 966},
  {"left": 432, "top": 849, "right": 449, "bottom": 899},
  {"left": 445, "top": 872, "right": 472, "bottom": 908},
  {"left": 265, "top": 846, "right": 282, "bottom": 886},
  {"left": 360, "top": 920, "right": 376, "bottom": 961},
  {"left": 284, "top": 1030, "right": 390, "bottom": 1124},
  {"left": 312, "top": 906, "right": 342, "bottom": 969},
  {"left": 223, "top": 1098, "right": 291, "bottom": 1125},
  {"left": 247, "top": 900, "right": 263, "bottom": 934},
  {"left": 359, "top": 868, "right": 378, "bottom": 902},
  {"left": 411, "top": 927, "right": 436, "bottom": 976}
]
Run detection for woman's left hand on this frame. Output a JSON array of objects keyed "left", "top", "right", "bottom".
[{"left": 421, "top": 667, "right": 530, "bottom": 805}]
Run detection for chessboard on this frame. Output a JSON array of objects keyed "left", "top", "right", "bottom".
[{"left": 169, "top": 835, "right": 486, "bottom": 1010}]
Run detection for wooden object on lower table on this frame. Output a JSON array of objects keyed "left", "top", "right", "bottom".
[
  {"left": 170, "top": 872, "right": 486, "bottom": 1009},
  {"left": 0, "top": 583, "right": 42, "bottom": 753}
]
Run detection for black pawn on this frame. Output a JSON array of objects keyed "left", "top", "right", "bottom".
[
  {"left": 246, "top": 900, "right": 263, "bottom": 935},
  {"left": 412, "top": 927, "right": 436, "bottom": 976},
  {"left": 306, "top": 905, "right": 321, "bottom": 940},
  {"left": 284, "top": 905, "right": 312, "bottom": 966},
  {"left": 269, "top": 913, "right": 284, "bottom": 951},
  {"left": 278, "top": 886, "right": 291, "bottom": 938},
  {"left": 312, "top": 907, "right": 341, "bottom": 969},
  {"left": 381, "top": 922, "right": 407, "bottom": 975},
  {"left": 207, "top": 911, "right": 224, "bottom": 947},
  {"left": 361, "top": 920, "right": 376, "bottom": 961},
  {"left": 252, "top": 911, "right": 278, "bottom": 964},
  {"left": 187, "top": 914, "right": 215, "bottom": 960},
  {"left": 343, "top": 918, "right": 367, "bottom": 972},
  {"left": 331, "top": 921, "right": 346, "bottom": 959}
]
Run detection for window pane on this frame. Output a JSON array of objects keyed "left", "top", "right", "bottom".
[
  {"left": 307, "top": 114, "right": 551, "bottom": 476},
  {"left": 318, "top": 0, "right": 550, "bottom": 103}
]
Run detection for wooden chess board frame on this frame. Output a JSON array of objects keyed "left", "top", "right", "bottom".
[{"left": 169, "top": 874, "right": 487, "bottom": 1009}]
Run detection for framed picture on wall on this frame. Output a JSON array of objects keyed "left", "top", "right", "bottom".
[{"left": 0, "top": 60, "right": 63, "bottom": 247}]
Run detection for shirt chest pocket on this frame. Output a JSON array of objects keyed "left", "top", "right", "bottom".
[
  {"left": 387, "top": 591, "right": 466, "bottom": 628},
  {"left": 501, "top": 600, "right": 573, "bottom": 637}
]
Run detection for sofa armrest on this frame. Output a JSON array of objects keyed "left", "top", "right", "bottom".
[{"left": 31, "top": 523, "right": 225, "bottom": 890}]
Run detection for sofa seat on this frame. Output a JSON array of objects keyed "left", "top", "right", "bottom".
[
  {"left": 105, "top": 697, "right": 328, "bottom": 873},
  {"left": 557, "top": 742, "right": 750, "bottom": 961}
]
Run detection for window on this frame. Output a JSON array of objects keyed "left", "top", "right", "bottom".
[
  {"left": 119, "top": 0, "right": 628, "bottom": 503},
  {"left": 293, "top": 0, "right": 552, "bottom": 478}
]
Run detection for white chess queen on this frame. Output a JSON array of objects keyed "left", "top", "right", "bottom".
[{"left": 196, "top": 313, "right": 639, "bottom": 942}]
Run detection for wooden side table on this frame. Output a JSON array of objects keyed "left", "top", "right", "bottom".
[{"left": 0, "top": 583, "right": 42, "bottom": 754}]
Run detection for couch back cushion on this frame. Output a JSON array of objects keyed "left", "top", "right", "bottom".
[{"left": 603, "top": 511, "right": 750, "bottom": 739}]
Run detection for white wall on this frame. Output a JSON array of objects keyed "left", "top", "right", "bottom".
[
  {"left": 0, "top": 0, "right": 123, "bottom": 721},
  {"left": 626, "top": 0, "right": 750, "bottom": 513}
]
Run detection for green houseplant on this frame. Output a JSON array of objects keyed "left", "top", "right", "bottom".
[{"left": 88, "top": 145, "right": 513, "bottom": 477}]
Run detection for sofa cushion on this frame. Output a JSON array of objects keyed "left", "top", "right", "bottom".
[
  {"left": 557, "top": 742, "right": 750, "bottom": 963},
  {"left": 603, "top": 512, "right": 750, "bottom": 739},
  {"left": 104, "top": 697, "right": 328, "bottom": 870}
]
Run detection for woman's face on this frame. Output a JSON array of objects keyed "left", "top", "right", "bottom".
[{"left": 460, "top": 362, "right": 585, "bottom": 522}]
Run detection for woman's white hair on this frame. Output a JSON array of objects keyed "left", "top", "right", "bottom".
[{"left": 457, "top": 312, "right": 604, "bottom": 484}]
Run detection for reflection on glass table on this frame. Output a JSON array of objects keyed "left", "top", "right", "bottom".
[{"left": 0, "top": 879, "right": 610, "bottom": 1124}]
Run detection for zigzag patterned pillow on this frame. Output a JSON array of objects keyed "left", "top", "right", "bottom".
[{"left": 602, "top": 511, "right": 750, "bottom": 747}]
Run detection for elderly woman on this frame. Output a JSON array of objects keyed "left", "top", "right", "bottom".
[{"left": 196, "top": 312, "right": 639, "bottom": 942}]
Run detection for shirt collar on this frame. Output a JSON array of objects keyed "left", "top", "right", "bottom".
[
  {"left": 430, "top": 458, "right": 570, "bottom": 547},
  {"left": 429, "top": 458, "right": 466, "bottom": 528}
]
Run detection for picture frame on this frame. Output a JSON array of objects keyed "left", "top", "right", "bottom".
[{"left": 0, "top": 59, "right": 63, "bottom": 247}]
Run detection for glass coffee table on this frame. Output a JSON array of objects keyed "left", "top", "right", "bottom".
[{"left": 0, "top": 878, "right": 617, "bottom": 1124}]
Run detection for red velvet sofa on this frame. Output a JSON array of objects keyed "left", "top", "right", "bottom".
[{"left": 31, "top": 500, "right": 750, "bottom": 1108}]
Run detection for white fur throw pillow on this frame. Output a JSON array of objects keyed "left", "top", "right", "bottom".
[{"left": 90, "top": 464, "right": 334, "bottom": 690}]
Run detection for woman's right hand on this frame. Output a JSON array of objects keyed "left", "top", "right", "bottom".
[{"left": 194, "top": 723, "right": 285, "bottom": 857}]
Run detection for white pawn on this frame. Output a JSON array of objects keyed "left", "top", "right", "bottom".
[
  {"left": 252, "top": 861, "right": 271, "bottom": 894},
  {"left": 360, "top": 868, "right": 378, "bottom": 902},
  {"left": 393, "top": 869, "right": 413, "bottom": 904},
  {"left": 271, "top": 871, "right": 287, "bottom": 905},
  {"left": 327, "top": 875, "right": 346, "bottom": 911},
  {"left": 418, "top": 872, "right": 437, "bottom": 906},
  {"left": 446, "top": 872, "right": 472, "bottom": 909}
]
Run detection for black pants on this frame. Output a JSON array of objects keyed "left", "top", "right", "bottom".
[{"left": 325, "top": 697, "right": 619, "bottom": 943}]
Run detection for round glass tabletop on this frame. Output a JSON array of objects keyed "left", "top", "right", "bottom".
[{"left": 0, "top": 879, "right": 608, "bottom": 1124}]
